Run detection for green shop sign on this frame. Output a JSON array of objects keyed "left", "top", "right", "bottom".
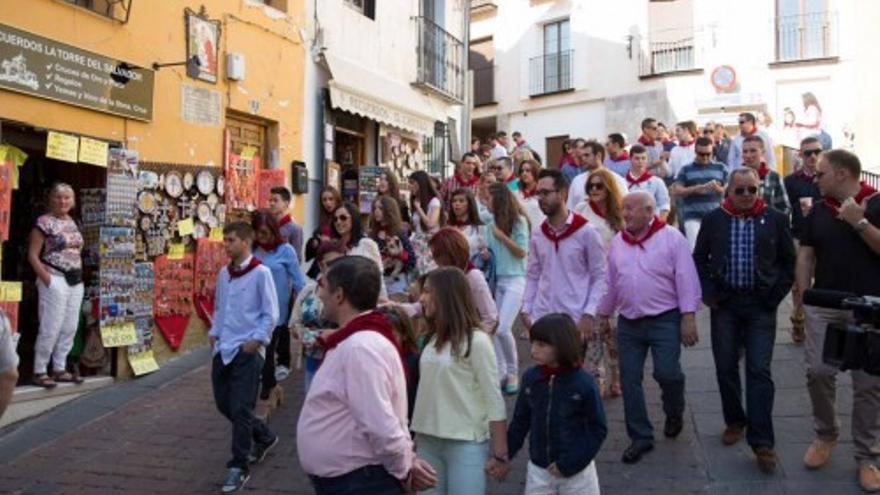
[{"left": 0, "top": 23, "right": 154, "bottom": 121}]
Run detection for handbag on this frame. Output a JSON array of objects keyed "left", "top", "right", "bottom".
[{"left": 42, "top": 259, "right": 83, "bottom": 286}]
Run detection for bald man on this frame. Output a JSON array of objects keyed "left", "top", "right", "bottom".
[{"left": 597, "top": 191, "right": 702, "bottom": 464}]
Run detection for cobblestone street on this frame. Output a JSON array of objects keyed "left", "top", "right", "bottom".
[{"left": 0, "top": 302, "right": 867, "bottom": 494}]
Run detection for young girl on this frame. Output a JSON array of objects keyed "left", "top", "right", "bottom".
[
  {"left": 304, "top": 186, "right": 342, "bottom": 278},
  {"left": 369, "top": 196, "right": 417, "bottom": 297},
  {"left": 492, "top": 313, "right": 607, "bottom": 494},
  {"left": 408, "top": 170, "right": 444, "bottom": 276},
  {"left": 447, "top": 188, "right": 488, "bottom": 260}
]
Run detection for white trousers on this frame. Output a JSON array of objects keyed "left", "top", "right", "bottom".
[
  {"left": 493, "top": 276, "right": 524, "bottom": 378},
  {"left": 34, "top": 274, "right": 84, "bottom": 374},
  {"left": 525, "top": 461, "right": 601, "bottom": 495},
  {"left": 683, "top": 219, "right": 702, "bottom": 252}
]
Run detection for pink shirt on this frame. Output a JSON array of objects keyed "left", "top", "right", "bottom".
[
  {"left": 297, "top": 330, "right": 414, "bottom": 479},
  {"left": 523, "top": 212, "right": 608, "bottom": 321},
  {"left": 597, "top": 225, "right": 702, "bottom": 319}
]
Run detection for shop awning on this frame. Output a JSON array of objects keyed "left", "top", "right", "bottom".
[{"left": 324, "top": 53, "right": 441, "bottom": 136}]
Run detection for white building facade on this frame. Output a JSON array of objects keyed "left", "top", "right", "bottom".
[{"left": 470, "top": 0, "right": 874, "bottom": 171}]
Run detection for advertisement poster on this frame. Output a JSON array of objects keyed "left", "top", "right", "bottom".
[{"left": 358, "top": 166, "right": 382, "bottom": 215}]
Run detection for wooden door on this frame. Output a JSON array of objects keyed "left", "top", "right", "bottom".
[
  {"left": 545, "top": 135, "right": 569, "bottom": 170},
  {"left": 226, "top": 116, "right": 267, "bottom": 163}
]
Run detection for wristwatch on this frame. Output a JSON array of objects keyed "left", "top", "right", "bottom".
[{"left": 855, "top": 218, "right": 870, "bottom": 232}]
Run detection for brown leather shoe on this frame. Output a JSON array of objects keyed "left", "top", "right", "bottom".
[
  {"left": 803, "top": 439, "right": 837, "bottom": 470},
  {"left": 722, "top": 425, "right": 744, "bottom": 446},
  {"left": 860, "top": 464, "right": 880, "bottom": 493},
  {"left": 754, "top": 447, "right": 777, "bottom": 474}
]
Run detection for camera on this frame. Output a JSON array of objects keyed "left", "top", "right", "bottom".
[{"left": 803, "top": 289, "right": 880, "bottom": 376}]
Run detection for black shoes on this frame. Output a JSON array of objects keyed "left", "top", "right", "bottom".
[
  {"left": 664, "top": 416, "right": 684, "bottom": 438},
  {"left": 248, "top": 436, "right": 279, "bottom": 465},
  {"left": 622, "top": 442, "right": 654, "bottom": 464}
]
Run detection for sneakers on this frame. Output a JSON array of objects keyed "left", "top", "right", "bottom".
[
  {"left": 248, "top": 436, "right": 279, "bottom": 465},
  {"left": 664, "top": 416, "right": 683, "bottom": 438},
  {"left": 721, "top": 424, "right": 744, "bottom": 446},
  {"left": 754, "top": 447, "right": 777, "bottom": 474},
  {"left": 859, "top": 464, "right": 880, "bottom": 493},
  {"left": 221, "top": 467, "right": 250, "bottom": 493},
  {"left": 803, "top": 438, "right": 837, "bottom": 470},
  {"left": 274, "top": 365, "right": 291, "bottom": 382}
]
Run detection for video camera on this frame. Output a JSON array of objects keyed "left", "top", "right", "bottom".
[{"left": 803, "top": 289, "right": 880, "bottom": 376}]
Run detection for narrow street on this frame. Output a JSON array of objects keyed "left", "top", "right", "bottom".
[{"left": 0, "top": 301, "right": 866, "bottom": 494}]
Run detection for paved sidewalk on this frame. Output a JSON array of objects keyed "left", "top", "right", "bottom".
[{"left": 0, "top": 301, "right": 869, "bottom": 494}]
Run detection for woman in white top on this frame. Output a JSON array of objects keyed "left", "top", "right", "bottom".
[
  {"left": 409, "top": 170, "right": 444, "bottom": 276},
  {"left": 331, "top": 202, "right": 386, "bottom": 297},
  {"left": 573, "top": 168, "right": 624, "bottom": 397},
  {"left": 412, "top": 267, "right": 507, "bottom": 495},
  {"left": 513, "top": 158, "right": 545, "bottom": 227},
  {"left": 447, "top": 189, "right": 487, "bottom": 260}
]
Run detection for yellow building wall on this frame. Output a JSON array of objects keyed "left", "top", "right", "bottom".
[{"left": 0, "top": 0, "right": 306, "bottom": 371}]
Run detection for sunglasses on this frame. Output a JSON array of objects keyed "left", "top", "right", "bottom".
[
  {"left": 738, "top": 120, "right": 748, "bottom": 125},
  {"left": 588, "top": 182, "right": 605, "bottom": 191},
  {"left": 489, "top": 165, "right": 504, "bottom": 170},
  {"left": 696, "top": 152, "right": 713, "bottom": 158},
  {"left": 334, "top": 214, "right": 351, "bottom": 222},
  {"left": 733, "top": 186, "right": 759, "bottom": 196},
  {"left": 802, "top": 149, "right": 822, "bottom": 157}
]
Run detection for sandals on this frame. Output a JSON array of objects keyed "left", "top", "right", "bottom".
[
  {"left": 33, "top": 374, "right": 57, "bottom": 389},
  {"left": 53, "top": 371, "right": 84, "bottom": 384}
]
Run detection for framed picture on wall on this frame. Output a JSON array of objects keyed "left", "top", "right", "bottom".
[
  {"left": 325, "top": 161, "right": 341, "bottom": 192},
  {"left": 185, "top": 8, "right": 221, "bottom": 83}
]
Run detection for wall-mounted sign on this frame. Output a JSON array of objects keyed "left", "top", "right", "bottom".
[
  {"left": 0, "top": 24, "right": 154, "bottom": 121},
  {"left": 710, "top": 65, "right": 737, "bottom": 93},
  {"left": 46, "top": 131, "right": 79, "bottom": 163},
  {"left": 185, "top": 9, "right": 220, "bottom": 84},
  {"left": 181, "top": 84, "right": 221, "bottom": 127}
]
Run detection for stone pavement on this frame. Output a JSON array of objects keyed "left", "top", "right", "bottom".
[{"left": 0, "top": 299, "right": 869, "bottom": 494}]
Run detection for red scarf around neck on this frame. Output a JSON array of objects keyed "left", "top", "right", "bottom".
[
  {"left": 541, "top": 213, "right": 588, "bottom": 252},
  {"left": 637, "top": 134, "right": 655, "bottom": 146},
  {"left": 720, "top": 197, "right": 767, "bottom": 218},
  {"left": 455, "top": 172, "right": 480, "bottom": 188},
  {"left": 588, "top": 200, "right": 606, "bottom": 219},
  {"left": 620, "top": 217, "right": 665, "bottom": 250},
  {"left": 318, "top": 310, "right": 406, "bottom": 375},
  {"left": 824, "top": 182, "right": 878, "bottom": 218},
  {"left": 610, "top": 150, "right": 630, "bottom": 162},
  {"left": 678, "top": 140, "right": 695, "bottom": 148},
  {"left": 741, "top": 126, "right": 758, "bottom": 138},
  {"left": 520, "top": 183, "right": 537, "bottom": 199},
  {"left": 757, "top": 162, "right": 771, "bottom": 180},
  {"left": 539, "top": 361, "right": 584, "bottom": 379},
  {"left": 229, "top": 256, "right": 262, "bottom": 279},
  {"left": 626, "top": 170, "right": 653, "bottom": 188},
  {"left": 279, "top": 214, "right": 292, "bottom": 227}
]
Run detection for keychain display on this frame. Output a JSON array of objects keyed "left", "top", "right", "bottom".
[
  {"left": 225, "top": 145, "right": 259, "bottom": 212},
  {"left": 99, "top": 227, "right": 136, "bottom": 328},
  {"left": 258, "top": 168, "right": 285, "bottom": 209},
  {"left": 194, "top": 238, "right": 228, "bottom": 327},
  {"left": 106, "top": 149, "right": 139, "bottom": 227},
  {"left": 129, "top": 262, "right": 155, "bottom": 354},
  {"left": 153, "top": 254, "right": 195, "bottom": 351}
]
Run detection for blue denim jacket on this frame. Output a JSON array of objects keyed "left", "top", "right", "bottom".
[{"left": 507, "top": 365, "right": 607, "bottom": 476}]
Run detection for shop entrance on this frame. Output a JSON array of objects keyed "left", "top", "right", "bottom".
[{"left": 1, "top": 120, "right": 112, "bottom": 385}]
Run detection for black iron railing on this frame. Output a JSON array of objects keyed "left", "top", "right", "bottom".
[
  {"left": 639, "top": 38, "right": 696, "bottom": 77},
  {"left": 775, "top": 11, "right": 838, "bottom": 62},
  {"left": 529, "top": 50, "right": 573, "bottom": 96},
  {"left": 415, "top": 16, "right": 465, "bottom": 103},
  {"left": 862, "top": 170, "right": 880, "bottom": 191}
]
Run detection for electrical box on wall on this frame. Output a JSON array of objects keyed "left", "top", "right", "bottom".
[
  {"left": 226, "top": 53, "right": 245, "bottom": 81},
  {"left": 291, "top": 161, "right": 308, "bottom": 194}
]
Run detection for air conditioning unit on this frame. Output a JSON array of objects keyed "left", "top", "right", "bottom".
[{"left": 226, "top": 53, "right": 245, "bottom": 81}]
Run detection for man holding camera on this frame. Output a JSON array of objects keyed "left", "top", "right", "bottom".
[{"left": 796, "top": 149, "right": 880, "bottom": 492}]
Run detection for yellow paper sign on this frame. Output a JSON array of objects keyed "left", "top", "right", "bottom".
[
  {"left": 209, "top": 227, "right": 224, "bottom": 241},
  {"left": 168, "top": 243, "right": 185, "bottom": 259},
  {"left": 46, "top": 131, "right": 79, "bottom": 163},
  {"left": 0, "top": 282, "right": 22, "bottom": 302},
  {"left": 78, "top": 137, "right": 109, "bottom": 167},
  {"left": 128, "top": 350, "right": 160, "bottom": 376},
  {"left": 101, "top": 322, "right": 138, "bottom": 348},
  {"left": 240, "top": 146, "right": 257, "bottom": 160},
  {"left": 178, "top": 217, "right": 195, "bottom": 237}
]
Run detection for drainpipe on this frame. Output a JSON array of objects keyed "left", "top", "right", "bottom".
[{"left": 461, "top": 1, "right": 471, "bottom": 158}]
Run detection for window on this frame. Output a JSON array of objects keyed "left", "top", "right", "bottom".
[
  {"left": 258, "top": 0, "right": 288, "bottom": 13},
  {"left": 775, "top": 0, "right": 836, "bottom": 62},
  {"left": 62, "top": 0, "right": 132, "bottom": 23},
  {"left": 344, "top": 0, "right": 376, "bottom": 20},
  {"left": 529, "top": 19, "right": 573, "bottom": 95},
  {"left": 469, "top": 38, "right": 495, "bottom": 106}
]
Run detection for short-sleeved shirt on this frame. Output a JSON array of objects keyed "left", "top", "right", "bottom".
[
  {"left": 674, "top": 162, "right": 728, "bottom": 221},
  {"left": 784, "top": 170, "right": 822, "bottom": 239},
  {"left": 35, "top": 214, "right": 83, "bottom": 271},
  {"left": 800, "top": 196, "right": 880, "bottom": 296},
  {"left": 0, "top": 311, "right": 18, "bottom": 374}
]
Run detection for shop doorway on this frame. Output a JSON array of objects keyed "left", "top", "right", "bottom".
[
  {"left": 546, "top": 134, "right": 569, "bottom": 170},
  {"left": 1, "top": 120, "right": 111, "bottom": 385}
]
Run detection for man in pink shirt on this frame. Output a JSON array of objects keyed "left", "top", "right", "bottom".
[
  {"left": 597, "top": 191, "right": 701, "bottom": 465},
  {"left": 296, "top": 256, "right": 436, "bottom": 494},
  {"left": 521, "top": 169, "right": 608, "bottom": 378}
]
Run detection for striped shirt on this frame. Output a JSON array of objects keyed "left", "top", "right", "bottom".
[
  {"left": 674, "top": 162, "right": 728, "bottom": 221},
  {"left": 725, "top": 218, "right": 755, "bottom": 289}
]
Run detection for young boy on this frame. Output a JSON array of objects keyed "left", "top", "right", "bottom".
[
  {"left": 267, "top": 186, "right": 302, "bottom": 381},
  {"left": 209, "top": 222, "right": 280, "bottom": 493}
]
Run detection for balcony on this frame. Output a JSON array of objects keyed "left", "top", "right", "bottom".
[
  {"left": 529, "top": 50, "right": 573, "bottom": 96},
  {"left": 61, "top": 0, "right": 133, "bottom": 23},
  {"left": 472, "top": 65, "right": 495, "bottom": 106},
  {"left": 639, "top": 38, "right": 697, "bottom": 78},
  {"left": 414, "top": 16, "right": 465, "bottom": 103},
  {"left": 774, "top": 11, "right": 838, "bottom": 64}
]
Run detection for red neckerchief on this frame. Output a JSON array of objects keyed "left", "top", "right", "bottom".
[
  {"left": 757, "top": 162, "right": 770, "bottom": 180},
  {"left": 626, "top": 170, "right": 653, "bottom": 188},
  {"left": 228, "top": 256, "right": 262, "bottom": 279},
  {"left": 541, "top": 213, "right": 588, "bottom": 252},
  {"left": 637, "top": 134, "right": 655, "bottom": 146},
  {"left": 609, "top": 150, "right": 630, "bottom": 162},
  {"left": 741, "top": 126, "right": 758, "bottom": 137},
  {"left": 520, "top": 183, "right": 537, "bottom": 199},
  {"left": 279, "top": 214, "right": 292, "bottom": 227},
  {"left": 677, "top": 140, "right": 695, "bottom": 148},
  {"left": 720, "top": 198, "right": 767, "bottom": 218},
  {"left": 318, "top": 310, "right": 406, "bottom": 375},
  {"left": 539, "top": 360, "right": 584, "bottom": 379},
  {"left": 588, "top": 200, "right": 606, "bottom": 219},
  {"left": 454, "top": 172, "right": 480, "bottom": 188},
  {"left": 466, "top": 261, "right": 477, "bottom": 272},
  {"left": 620, "top": 217, "right": 666, "bottom": 250},
  {"left": 823, "top": 182, "right": 879, "bottom": 218},
  {"left": 318, "top": 222, "right": 333, "bottom": 238}
]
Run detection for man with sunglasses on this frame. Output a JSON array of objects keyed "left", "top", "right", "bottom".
[
  {"left": 693, "top": 168, "right": 795, "bottom": 474},
  {"left": 727, "top": 112, "right": 776, "bottom": 171},
  {"left": 796, "top": 149, "right": 880, "bottom": 492},
  {"left": 741, "top": 136, "right": 790, "bottom": 215},
  {"left": 637, "top": 118, "right": 669, "bottom": 177},
  {"left": 672, "top": 137, "right": 728, "bottom": 250},
  {"left": 784, "top": 137, "right": 824, "bottom": 344}
]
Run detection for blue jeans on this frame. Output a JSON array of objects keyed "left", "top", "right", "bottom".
[
  {"left": 417, "top": 434, "right": 489, "bottom": 495},
  {"left": 310, "top": 465, "right": 404, "bottom": 495},
  {"left": 710, "top": 294, "right": 777, "bottom": 449},
  {"left": 211, "top": 352, "right": 275, "bottom": 470},
  {"left": 617, "top": 310, "right": 685, "bottom": 444}
]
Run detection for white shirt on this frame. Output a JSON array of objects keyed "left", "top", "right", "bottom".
[
  {"left": 514, "top": 190, "right": 546, "bottom": 228},
  {"left": 490, "top": 143, "right": 508, "bottom": 159},
  {"left": 668, "top": 144, "right": 696, "bottom": 179},
  {"left": 567, "top": 169, "right": 629, "bottom": 211},
  {"left": 625, "top": 173, "right": 671, "bottom": 213}
]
